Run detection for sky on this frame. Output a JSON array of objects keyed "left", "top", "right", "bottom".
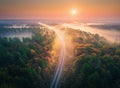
[{"left": 0, "top": 0, "right": 120, "bottom": 20}]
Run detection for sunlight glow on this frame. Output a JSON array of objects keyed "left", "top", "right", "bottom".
[{"left": 70, "top": 9, "right": 77, "bottom": 16}]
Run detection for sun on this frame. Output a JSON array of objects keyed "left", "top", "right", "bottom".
[{"left": 70, "top": 9, "right": 77, "bottom": 16}]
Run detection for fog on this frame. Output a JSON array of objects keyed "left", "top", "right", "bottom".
[
  {"left": 60, "top": 23, "right": 120, "bottom": 43},
  {"left": 5, "top": 24, "right": 30, "bottom": 28},
  {"left": 0, "top": 21, "right": 120, "bottom": 43}
]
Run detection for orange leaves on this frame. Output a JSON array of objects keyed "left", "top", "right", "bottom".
[{"left": 30, "top": 49, "right": 36, "bottom": 55}]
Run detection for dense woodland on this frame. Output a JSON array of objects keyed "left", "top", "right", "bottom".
[
  {"left": 0, "top": 26, "right": 120, "bottom": 88},
  {"left": 61, "top": 28, "right": 120, "bottom": 88},
  {"left": 0, "top": 27, "right": 55, "bottom": 88}
]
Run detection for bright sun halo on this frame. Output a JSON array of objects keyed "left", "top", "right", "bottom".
[{"left": 71, "top": 9, "right": 77, "bottom": 16}]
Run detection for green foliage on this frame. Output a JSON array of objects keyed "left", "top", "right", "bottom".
[
  {"left": 0, "top": 31, "right": 54, "bottom": 88},
  {"left": 63, "top": 55, "right": 120, "bottom": 88},
  {"left": 38, "top": 59, "right": 48, "bottom": 68},
  {"left": 32, "top": 33, "right": 45, "bottom": 46}
]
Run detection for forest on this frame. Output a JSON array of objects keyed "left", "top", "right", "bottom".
[
  {"left": 0, "top": 27, "right": 55, "bottom": 88},
  {"left": 61, "top": 28, "right": 120, "bottom": 88},
  {"left": 0, "top": 25, "right": 120, "bottom": 88}
]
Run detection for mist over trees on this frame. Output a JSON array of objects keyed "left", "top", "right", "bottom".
[
  {"left": 0, "top": 26, "right": 55, "bottom": 88},
  {"left": 61, "top": 28, "right": 120, "bottom": 88},
  {"left": 0, "top": 23, "right": 120, "bottom": 88}
]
